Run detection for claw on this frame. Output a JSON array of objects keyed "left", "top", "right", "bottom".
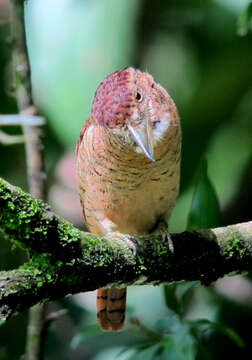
[
  {"left": 152, "top": 221, "right": 174, "bottom": 254},
  {"left": 107, "top": 231, "right": 136, "bottom": 255}
]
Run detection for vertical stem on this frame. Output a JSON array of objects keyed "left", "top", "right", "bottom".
[
  {"left": 9, "top": 1, "right": 47, "bottom": 359},
  {"left": 9, "top": 0, "right": 46, "bottom": 199},
  {"left": 22, "top": 109, "right": 47, "bottom": 200},
  {"left": 25, "top": 305, "right": 46, "bottom": 360}
]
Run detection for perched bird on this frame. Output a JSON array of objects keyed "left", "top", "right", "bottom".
[{"left": 76, "top": 67, "right": 181, "bottom": 331}]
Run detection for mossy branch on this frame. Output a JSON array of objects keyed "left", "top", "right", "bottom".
[{"left": 0, "top": 177, "right": 252, "bottom": 321}]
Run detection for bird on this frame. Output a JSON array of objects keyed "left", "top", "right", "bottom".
[{"left": 76, "top": 67, "right": 181, "bottom": 331}]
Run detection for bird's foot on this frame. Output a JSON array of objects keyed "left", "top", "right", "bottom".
[
  {"left": 106, "top": 231, "right": 136, "bottom": 256},
  {"left": 152, "top": 220, "right": 174, "bottom": 254}
]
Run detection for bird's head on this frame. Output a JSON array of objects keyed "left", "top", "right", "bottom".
[{"left": 91, "top": 67, "right": 178, "bottom": 162}]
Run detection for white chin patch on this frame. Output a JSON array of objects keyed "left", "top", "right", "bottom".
[
  {"left": 133, "top": 114, "right": 170, "bottom": 155},
  {"left": 153, "top": 113, "right": 170, "bottom": 144}
]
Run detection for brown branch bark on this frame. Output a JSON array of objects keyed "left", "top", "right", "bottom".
[{"left": 0, "top": 177, "right": 252, "bottom": 322}]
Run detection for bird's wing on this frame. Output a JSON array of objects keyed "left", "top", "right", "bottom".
[
  {"left": 76, "top": 117, "right": 94, "bottom": 226},
  {"left": 79, "top": 199, "right": 87, "bottom": 225},
  {"left": 75, "top": 117, "right": 93, "bottom": 154}
]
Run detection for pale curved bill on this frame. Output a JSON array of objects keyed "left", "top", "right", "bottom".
[{"left": 128, "top": 123, "right": 155, "bottom": 162}]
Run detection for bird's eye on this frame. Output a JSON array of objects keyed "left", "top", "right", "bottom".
[
  {"left": 152, "top": 120, "right": 160, "bottom": 129},
  {"left": 135, "top": 91, "right": 142, "bottom": 102}
]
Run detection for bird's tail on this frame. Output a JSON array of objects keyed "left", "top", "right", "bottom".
[{"left": 96, "top": 287, "right": 126, "bottom": 331}]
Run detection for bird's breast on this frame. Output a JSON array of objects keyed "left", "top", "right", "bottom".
[{"left": 76, "top": 124, "right": 181, "bottom": 236}]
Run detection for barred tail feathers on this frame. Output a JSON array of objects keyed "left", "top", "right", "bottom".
[{"left": 96, "top": 288, "right": 126, "bottom": 331}]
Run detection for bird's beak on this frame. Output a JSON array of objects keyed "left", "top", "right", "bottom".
[{"left": 128, "top": 119, "right": 155, "bottom": 162}]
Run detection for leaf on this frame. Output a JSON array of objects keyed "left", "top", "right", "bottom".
[
  {"left": 187, "top": 157, "right": 220, "bottom": 230},
  {"left": 155, "top": 314, "right": 182, "bottom": 334},
  {"left": 176, "top": 281, "right": 200, "bottom": 306},
  {"left": 94, "top": 347, "right": 134, "bottom": 360},
  {"left": 126, "top": 344, "right": 163, "bottom": 360},
  {"left": 188, "top": 319, "right": 245, "bottom": 348},
  {"left": 116, "top": 348, "right": 138, "bottom": 360},
  {"left": 163, "top": 281, "right": 200, "bottom": 316},
  {"left": 161, "top": 324, "right": 196, "bottom": 360},
  {"left": 70, "top": 323, "right": 101, "bottom": 349},
  {"left": 207, "top": 119, "right": 252, "bottom": 208},
  {"left": 220, "top": 326, "right": 245, "bottom": 348},
  {"left": 125, "top": 319, "right": 198, "bottom": 360},
  {"left": 163, "top": 284, "right": 180, "bottom": 314},
  {"left": 237, "top": 1, "right": 252, "bottom": 36}
]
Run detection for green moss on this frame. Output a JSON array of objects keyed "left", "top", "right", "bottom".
[
  {"left": 223, "top": 229, "right": 246, "bottom": 260},
  {"left": 20, "top": 254, "right": 56, "bottom": 281},
  {"left": 7, "top": 201, "right": 15, "bottom": 210},
  {"left": 0, "top": 179, "right": 85, "bottom": 260},
  {"left": 0, "top": 178, "right": 53, "bottom": 250},
  {"left": 58, "top": 222, "right": 80, "bottom": 245}
]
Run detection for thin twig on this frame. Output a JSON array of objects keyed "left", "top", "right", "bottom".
[
  {"left": 45, "top": 309, "right": 68, "bottom": 325},
  {"left": 25, "top": 306, "right": 46, "bottom": 360},
  {"left": 0, "top": 129, "right": 25, "bottom": 144},
  {"left": 0, "top": 113, "right": 45, "bottom": 146},
  {"left": 22, "top": 122, "right": 46, "bottom": 200},
  {"left": 9, "top": 1, "right": 47, "bottom": 359},
  {"left": 0, "top": 114, "right": 45, "bottom": 126}
]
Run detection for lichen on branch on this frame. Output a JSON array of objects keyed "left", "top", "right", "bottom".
[{"left": 0, "top": 177, "right": 252, "bottom": 321}]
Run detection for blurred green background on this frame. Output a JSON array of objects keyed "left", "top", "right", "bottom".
[{"left": 0, "top": 0, "right": 252, "bottom": 359}]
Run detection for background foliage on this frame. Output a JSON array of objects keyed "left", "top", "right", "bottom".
[{"left": 0, "top": 0, "right": 252, "bottom": 359}]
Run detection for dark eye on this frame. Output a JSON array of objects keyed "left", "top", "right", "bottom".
[
  {"left": 135, "top": 91, "right": 142, "bottom": 102},
  {"left": 152, "top": 120, "right": 160, "bottom": 129}
]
